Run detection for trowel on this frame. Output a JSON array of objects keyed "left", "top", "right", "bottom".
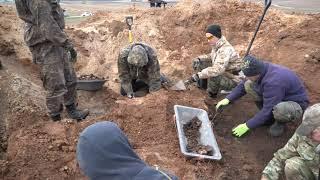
[{"left": 170, "top": 80, "right": 187, "bottom": 91}]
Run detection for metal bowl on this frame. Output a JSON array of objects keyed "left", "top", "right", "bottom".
[{"left": 76, "top": 79, "right": 106, "bottom": 91}]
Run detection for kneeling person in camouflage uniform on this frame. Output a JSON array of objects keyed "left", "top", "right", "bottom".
[
  {"left": 15, "top": 0, "right": 89, "bottom": 121},
  {"left": 261, "top": 103, "right": 320, "bottom": 180},
  {"left": 188, "top": 24, "right": 243, "bottom": 98},
  {"left": 118, "top": 43, "right": 161, "bottom": 98},
  {"left": 216, "top": 55, "right": 309, "bottom": 137}
]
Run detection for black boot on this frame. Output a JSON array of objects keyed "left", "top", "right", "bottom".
[
  {"left": 269, "top": 121, "right": 285, "bottom": 137},
  {"left": 66, "top": 103, "right": 89, "bottom": 121},
  {"left": 51, "top": 114, "right": 61, "bottom": 121}
]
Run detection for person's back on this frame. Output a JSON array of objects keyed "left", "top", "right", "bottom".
[
  {"left": 258, "top": 63, "right": 309, "bottom": 109},
  {"left": 77, "top": 121, "right": 178, "bottom": 180}
]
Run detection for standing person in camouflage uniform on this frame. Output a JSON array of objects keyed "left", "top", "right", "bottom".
[
  {"left": 148, "top": 0, "right": 162, "bottom": 7},
  {"left": 118, "top": 42, "right": 161, "bottom": 98},
  {"left": 187, "top": 24, "right": 243, "bottom": 98},
  {"left": 15, "top": 0, "right": 89, "bottom": 121},
  {"left": 261, "top": 103, "right": 320, "bottom": 180},
  {"left": 216, "top": 55, "right": 309, "bottom": 137}
]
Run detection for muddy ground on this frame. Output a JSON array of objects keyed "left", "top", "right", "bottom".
[{"left": 0, "top": 0, "right": 319, "bottom": 179}]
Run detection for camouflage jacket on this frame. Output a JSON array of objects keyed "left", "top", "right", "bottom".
[
  {"left": 118, "top": 43, "right": 161, "bottom": 94},
  {"left": 15, "top": 0, "right": 68, "bottom": 47},
  {"left": 197, "top": 36, "right": 242, "bottom": 80},
  {"left": 263, "top": 133, "right": 319, "bottom": 180}
]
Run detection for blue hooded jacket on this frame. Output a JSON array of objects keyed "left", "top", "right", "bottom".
[
  {"left": 77, "top": 121, "right": 178, "bottom": 180},
  {"left": 226, "top": 62, "right": 309, "bottom": 128}
]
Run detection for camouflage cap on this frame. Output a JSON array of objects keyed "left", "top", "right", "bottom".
[
  {"left": 296, "top": 103, "right": 320, "bottom": 136},
  {"left": 127, "top": 45, "right": 148, "bottom": 67}
]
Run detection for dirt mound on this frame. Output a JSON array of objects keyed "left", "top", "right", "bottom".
[
  {"left": 0, "top": 5, "right": 31, "bottom": 60},
  {"left": 0, "top": 1, "right": 319, "bottom": 179}
]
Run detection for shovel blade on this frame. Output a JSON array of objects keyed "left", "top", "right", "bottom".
[{"left": 170, "top": 80, "right": 186, "bottom": 91}]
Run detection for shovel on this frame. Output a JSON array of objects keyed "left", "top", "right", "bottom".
[
  {"left": 244, "top": 0, "right": 272, "bottom": 57},
  {"left": 170, "top": 80, "right": 187, "bottom": 91},
  {"left": 125, "top": 16, "right": 134, "bottom": 43}
]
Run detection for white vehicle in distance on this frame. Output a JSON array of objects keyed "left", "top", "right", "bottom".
[{"left": 80, "top": 12, "right": 93, "bottom": 17}]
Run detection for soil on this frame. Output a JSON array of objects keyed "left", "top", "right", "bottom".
[
  {"left": 0, "top": 1, "right": 319, "bottom": 180},
  {"left": 183, "top": 116, "right": 214, "bottom": 156}
]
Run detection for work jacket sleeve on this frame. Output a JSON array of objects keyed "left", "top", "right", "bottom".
[
  {"left": 118, "top": 52, "right": 133, "bottom": 94},
  {"left": 226, "top": 80, "right": 247, "bottom": 101},
  {"left": 198, "top": 47, "right": 233, "bottom": 79},
  {"left": 246, "top": 84, "right": 285, "bottom": 128},
  {"left": 197, "top": 54, "right": 212, "bottom": 63},
  {"left": 262, "top": 133, "right": 299, "bottom": 180}
]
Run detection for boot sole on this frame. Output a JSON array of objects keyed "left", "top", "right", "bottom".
[{"left": 75, "top": 111, "right": 90, "bottom": 121}]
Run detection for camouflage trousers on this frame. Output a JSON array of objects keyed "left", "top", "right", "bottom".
[
  {"left": 30, "top": 42, "right": 77, "bottom": 117},
  {"left": 244, "top": 80, "right": 303, "bottom": 123},
  {"left": 284, "top": 156, "right": 318, "bottom": 180},
  {"left": 193, "top": 60, "right": 237, "bottom": 95}
]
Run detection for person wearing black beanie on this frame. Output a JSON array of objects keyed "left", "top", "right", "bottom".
[
  {"left": 187, "top": 24, "right": 243, "bottom": 99},
  {"left": 206, "top": 24, "right": 222, "bottom": 39},
  {"left": 216, "top": 55, "right": 309, "bottom": 137}
]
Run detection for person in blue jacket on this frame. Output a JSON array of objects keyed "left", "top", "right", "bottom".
[
  {"left": 216, "top": 55, "right": 309, "bottom": 137},
  {"left": 76, "top": 121, "right": 178, "bottom": 180}
]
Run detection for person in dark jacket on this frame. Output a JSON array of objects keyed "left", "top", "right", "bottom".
[
  {"left": 216, "top": 55, "right": 309, "bottom": 137},
  {"left": 77, "top": 121, "right": 178, "bottom": 180}
]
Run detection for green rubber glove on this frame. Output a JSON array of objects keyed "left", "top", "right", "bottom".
[
  {"left": 232, "top": 123, "right": 250, "bottom": 137},
  {"left": 215, "top": 98, "right": 230, "bottom": 111}
]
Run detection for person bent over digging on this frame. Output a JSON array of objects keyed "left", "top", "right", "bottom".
[
  {"left": 118, "top": 42, "right": 162, "bottom": 99},
  {"left": 261, "top": 103, "right": 320, "bottom": 180},
  {"left": 186, "top": 24, "right": 243, "bottom": 98},
  {"left": 216, "top": 55, "right": 309, "bottom": 137}
]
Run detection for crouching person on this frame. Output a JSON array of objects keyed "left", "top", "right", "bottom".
[
  {"left": 216, "top": 55, "right": 309, "bottom": 137},
  {"left": 118, "top": 43, "right": 161, "bottom": 98},
  {"left": 188, "top": 24, "right": 243, "bottom": 98},
  {"left": 77, "top": 121, "right": 178, "bottom": 180},
  {"left": 261, "top": 103, "right": 320, "bottom": 180}
]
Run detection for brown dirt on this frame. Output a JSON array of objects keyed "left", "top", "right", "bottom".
[
  {"left": 0, "top": 1, "right": 319, "bottom": 180},
  {"left": 183, "top": 116, "right": 214, "bottom": 156}
]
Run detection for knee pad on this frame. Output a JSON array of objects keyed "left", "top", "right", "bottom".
[{"left": 273, "top": 101, "right": 303, "bottom": 123}]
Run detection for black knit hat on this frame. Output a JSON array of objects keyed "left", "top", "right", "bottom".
[
  {"left": 242, "top": 55, "right": 266, "bottom": 77},
  {"left": 206, "top": 25, "right": 222, "bottom": 39}
]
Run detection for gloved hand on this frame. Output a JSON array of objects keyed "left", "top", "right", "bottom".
[
  {"left": 216, "top": 98, "right": 230, "bottom": 111},
  {"left": 69, "top": 48, "right": 77, "bottom": 63},
  {"left": 190, "top": 73, "right": 200, "bottom": 82},
  {"left": 127, "top": 93, "right": 135, "bottom": 99},
  {"left": 192, "top": 57, "right": 201, "bottom": 70},
  {"left": 185, "top": 74, "right": 200, "bottom": 86},
  {"left": 64, "top": 40, "right": 77, "bottom": 63},
  {"left": 232, "top": 123, "right": 250, "bottom": 137}
]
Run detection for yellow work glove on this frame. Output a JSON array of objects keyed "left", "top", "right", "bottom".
[
  {"left": 215, "top": 98, "right": 230, "bottom": 111},
  {"left": 232, "top": 123, "right": 250, "bottom": 137}
]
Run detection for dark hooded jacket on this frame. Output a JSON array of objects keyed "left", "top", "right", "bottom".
[{"left": 77, "top": 121, "right": 178, "bottom": 180}]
